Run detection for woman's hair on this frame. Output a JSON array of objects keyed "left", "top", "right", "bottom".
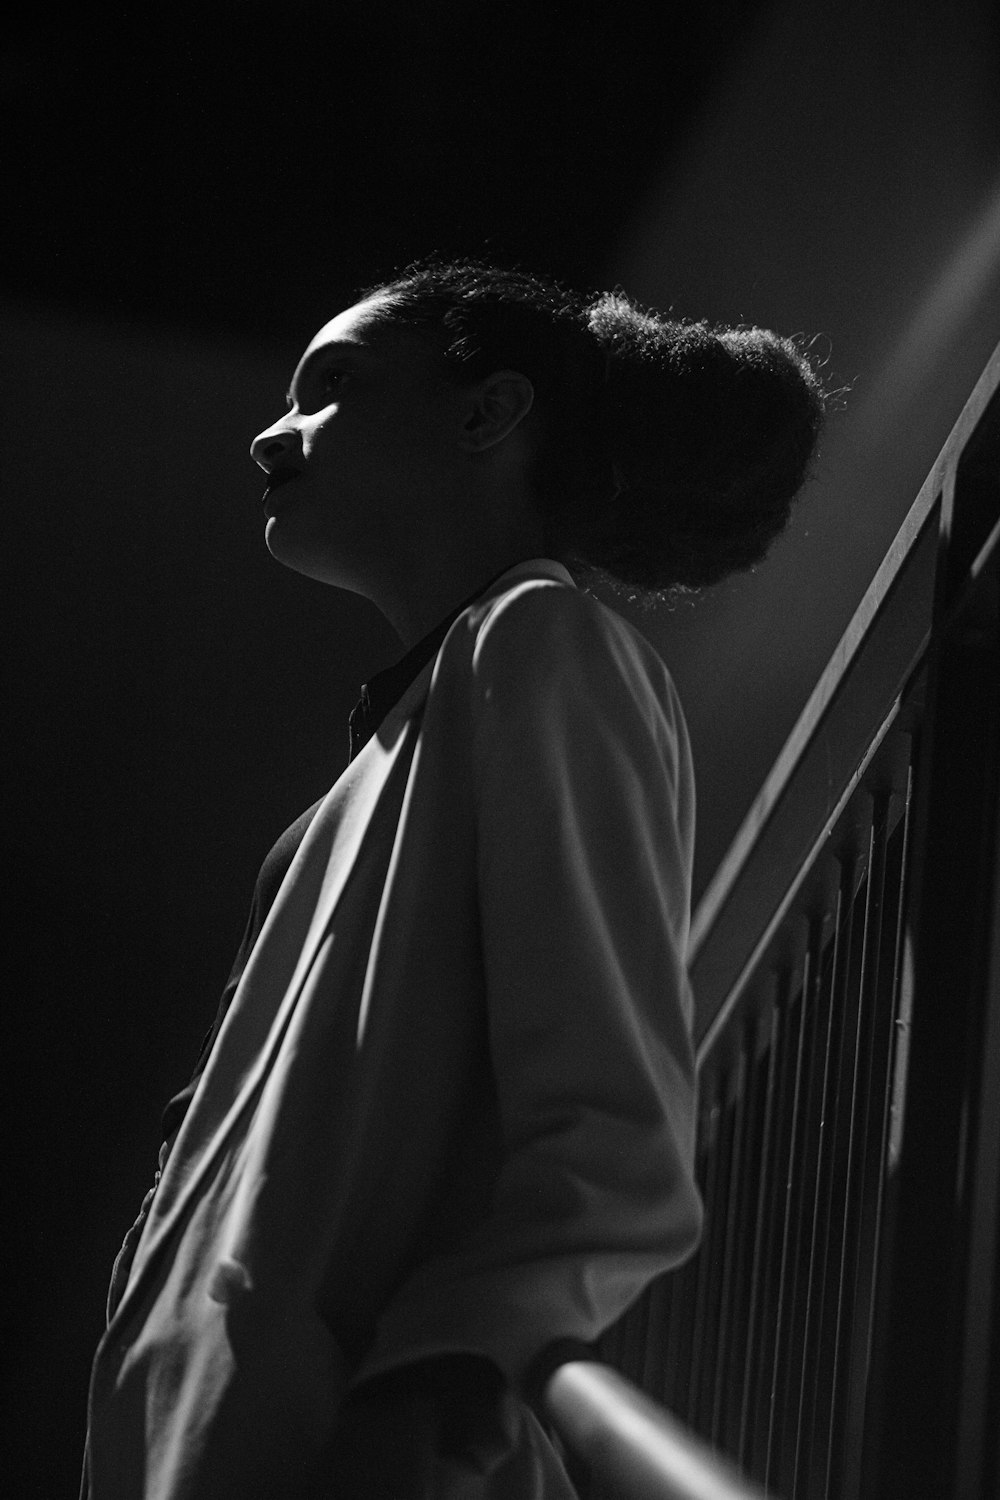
[{"left": 360, "top": 257, "right": 827, "bottom": 600}]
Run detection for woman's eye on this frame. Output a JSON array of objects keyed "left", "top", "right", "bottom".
[{"left": 323, "top": 369, "right": 346, "bottom": 394}]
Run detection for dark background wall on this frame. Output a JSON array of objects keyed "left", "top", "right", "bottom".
[{"left": 5, "top": 2, "right": 999, "bottom": 1492}]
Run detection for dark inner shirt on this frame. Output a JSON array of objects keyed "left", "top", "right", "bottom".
[{"left": 160, "top": 575, "right": 503, "bottom": 1142}]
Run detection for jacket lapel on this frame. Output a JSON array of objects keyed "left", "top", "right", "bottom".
[
  {"left": 108, "top": 699, "right": 425, "bottom": 1335},
  {"left": 105, "top": 560, "right": 575, "bottom": 1337}
]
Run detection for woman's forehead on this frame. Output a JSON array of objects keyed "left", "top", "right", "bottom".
[
  {"left": 301, "top": 296, "right": 389, "bottom": 359},
  {"left": 296, "top": 294, "right": 435, "bottom": 377}
]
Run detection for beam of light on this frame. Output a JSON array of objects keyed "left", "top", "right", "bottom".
[{"left": 852, "top": 172, "right": 1000, "bottom": 441}]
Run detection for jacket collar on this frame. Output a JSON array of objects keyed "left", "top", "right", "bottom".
[
  {"left": 350, "top": 559, "right": 575, "bottom": 759},
  {"left": 486, "top": 556, "right": 576, "bottom": 591},
  {"left": 372, "top": 558, "right": 576, "bottom": 737}
]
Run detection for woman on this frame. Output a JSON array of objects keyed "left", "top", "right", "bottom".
[{"left": 82, "top": 258, "right": 825, "bottom": 1498}]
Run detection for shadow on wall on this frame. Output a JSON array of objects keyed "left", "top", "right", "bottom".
[{"left": 607, "top": 0, "right": 1000, "bottom": 898}]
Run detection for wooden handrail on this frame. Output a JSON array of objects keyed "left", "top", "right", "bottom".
[{"left": 543, "top": 1361, "right": 771, "bottom": 1500}]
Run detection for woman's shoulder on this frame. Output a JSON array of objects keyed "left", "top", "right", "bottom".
[
  {"left": 471, "top": 567, "right": 672, "bottom": 679},
  {"left": 457, "top": 566, "right": 687, "bottom": 739}
]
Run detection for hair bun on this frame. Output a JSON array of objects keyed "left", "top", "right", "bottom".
[{"left": 558, "top": 295, "right": 826, "bottom": 592}]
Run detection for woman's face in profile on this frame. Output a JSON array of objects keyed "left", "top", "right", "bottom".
[{"left": 250, "top": 297, "right": 465, "bottom": 589}]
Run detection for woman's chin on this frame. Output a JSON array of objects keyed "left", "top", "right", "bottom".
[
  {"left": 266, "top": 512, "right": 317, "bottom": 571},
  {"left": 264, "top": 517, "right": 355, "bottom": 590},
  {"left": 266, "top": 518, "right": 318, "bottom": 575}
]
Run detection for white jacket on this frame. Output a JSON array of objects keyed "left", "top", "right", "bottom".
[{"left": 84, "top": 559, "right": 703, "bottom": 1498}]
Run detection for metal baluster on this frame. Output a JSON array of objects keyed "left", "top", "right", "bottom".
[
  {"left": 666, "top": 1102, "right": 715, "bottom": 1424},
  {"left": 737, "top": 994, "right": 781, "bottom": 1474},
  {"left": 839, "top": 789, "right": 911, "bottom": 1496},
  {"left": 747, "top": 977, "right": 794, "bottom": 1482},
  {"left": 696, "top": 1070, "right": 737, "bottom": 1436},
  {"left": 686, "top": 1076, "right": 723, "bottom": 1427},
  {"left": 710, "top": 1040, "right": 749, "bottom": 1450},
  {"left": 826, "top": 796, "right": 888, "bottom": 1498},
  {"left": 774, "top": 916, "right": 826, "bottom": 1496},
  {"left": 661, "top": 1241, "right": 695, "bottom": 1417},
  {"left": 792, "top": 883, "right": 849, "bottom": 1496},
  {"left": 857, "top": 760, "right": 916, "bottom": 1487},
  {"left": 640, "top": 1266, "right": 672, "bottom": 1408},
  {"left": 815, "top": 843, "right": 869, "bottom": 1500},
  {"left": 762, "top": 950, "right": 812, "bottom": 1495},
  {"left": 720, "top": 1016, "right": 764, "bottom": 1461}
]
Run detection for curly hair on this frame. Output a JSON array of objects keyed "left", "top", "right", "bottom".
[{"left": 360, "top": 257, "right": 827, "bottom": 600}]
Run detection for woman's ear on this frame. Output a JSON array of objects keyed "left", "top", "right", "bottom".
[{"left": 459, "top": 370, "right": 535, "bottom": 452}]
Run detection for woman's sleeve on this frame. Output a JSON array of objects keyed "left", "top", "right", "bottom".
[{"left": 354, "top": 584, "right": 703, "bottom": 1392}]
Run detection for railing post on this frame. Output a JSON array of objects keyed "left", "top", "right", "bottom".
[{"left": 861, "top": 535, "right": 1000, "bottom": 1497}]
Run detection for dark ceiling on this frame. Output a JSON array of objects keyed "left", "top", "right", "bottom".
[{"left": 4, "top": 1, "right": 774, "bottom": 340}]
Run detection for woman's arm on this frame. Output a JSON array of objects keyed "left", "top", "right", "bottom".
[{"left": 354, "top": 584, "right": 702, "bottom": 1393}]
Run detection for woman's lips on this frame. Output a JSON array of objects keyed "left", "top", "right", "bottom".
[{"left": 263, "top": 465, "right": 303, "bottom": 515}]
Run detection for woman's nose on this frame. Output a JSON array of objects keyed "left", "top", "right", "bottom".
[{"left": 250, "top": 424, "right": 299, "bottom": 473}]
